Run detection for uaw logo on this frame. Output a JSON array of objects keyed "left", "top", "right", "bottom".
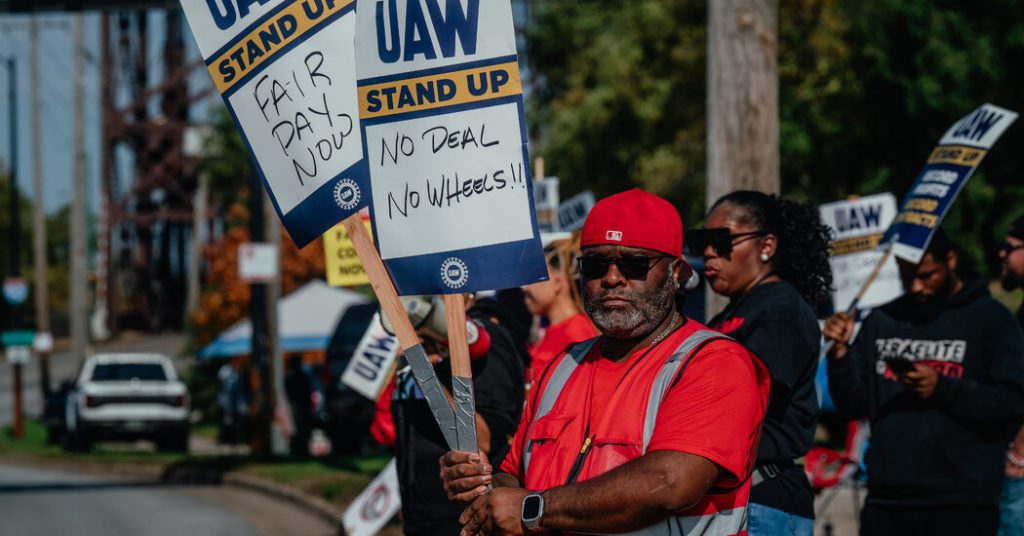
[
  {"left": 359, "top": 483, "right": 391, "bottom": 521},
  {"left": 334, "top": 179, "right": 361, "bottom": 211},
  {"left": 440, "top": 257, "right": 469, "bottom": 289}
]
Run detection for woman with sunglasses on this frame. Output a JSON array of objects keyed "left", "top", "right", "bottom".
[
  {"left": 522, "top": 234, "right": 598, "bottom": 386},
  {"left": 689, "top": 190, "right": 832, "bottom": 536}
]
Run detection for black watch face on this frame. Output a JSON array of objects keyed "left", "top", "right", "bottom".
[{"left": 523, "top": 495, "right": 542, "bottom": 519}]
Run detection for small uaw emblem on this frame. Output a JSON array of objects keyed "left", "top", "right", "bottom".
[
  {"left": 440, "top": 257, "right": 469, "bottom": 289},
  {"left": 334, "top": 179, "right": 361, "bottom": 210}
]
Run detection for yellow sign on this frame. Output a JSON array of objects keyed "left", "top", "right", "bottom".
[{"left": 323, "top": 217, "right": 372, "bottom": 287}]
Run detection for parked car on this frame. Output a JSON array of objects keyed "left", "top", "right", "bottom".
[{"left": 64, "top": 353, "right": 190, "bottom": 452}]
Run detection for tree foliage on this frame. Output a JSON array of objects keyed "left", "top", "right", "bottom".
[{"left": 529, "top": 0, "right": 1024, "bottom": 273}]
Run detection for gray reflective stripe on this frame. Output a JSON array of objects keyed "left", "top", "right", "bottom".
[
  {"left": 642, "top": 330, "right": 732, "bottom": 453},
  {"left": 522, "top": 338, "right": 598, "bottom": 475},
  {"left": 608, "top": 506, "right": 748, "bottom": 536}
]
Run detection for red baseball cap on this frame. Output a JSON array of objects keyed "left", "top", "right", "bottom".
[{"left": 580, "top": 188, "right": 683, "bottom": 257}]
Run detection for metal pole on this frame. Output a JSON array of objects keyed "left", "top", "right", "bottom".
[
  {"left": 70, "top": 14, "right": 88, "bottom": 362},
  {"left": 30, "top": 16, "right": 52, "bottom": 395},
  {"left": 264, "top": 190, "right": 287, "bottom": 455}
]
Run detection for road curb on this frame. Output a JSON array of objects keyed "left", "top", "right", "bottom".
[{"left": 0, "top": 454, "right": 343, "bottom": 529}]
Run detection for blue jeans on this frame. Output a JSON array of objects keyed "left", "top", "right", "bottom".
[
  {"left": 1001, "top": 477, "right": 1024, "bottom": 536},
  {"left": 748, "top": 503, "right": 814, "bottom": 536}
]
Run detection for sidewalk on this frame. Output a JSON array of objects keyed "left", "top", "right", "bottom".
[{"left": 814, "top": 485, "right": 864, "bottom": 536}]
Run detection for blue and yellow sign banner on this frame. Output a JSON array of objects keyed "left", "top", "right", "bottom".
[
  {"left": 181, "top": 0, "right": 370, "bottom": 247},
  {"left": 883, "top": 103, "right": 1018, "bottom": 263},
  {"left": 354, "top": 0, "right": 547, "bottom": 296}
]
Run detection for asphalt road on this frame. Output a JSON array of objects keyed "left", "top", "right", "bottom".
[
  {"left": 0, "top": 333, "right": 189, "bottom": 429},
  {"left": 0, "top": 462, "right": 336, "bottom": 536}
]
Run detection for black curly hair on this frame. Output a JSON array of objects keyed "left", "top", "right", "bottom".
[{"left": 710, "top": 191, "right": 834, "bottom": 307}]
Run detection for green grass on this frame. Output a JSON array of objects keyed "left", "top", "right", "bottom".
[{"left": 0, "top": 420, "right": 391, "bottom": 508}]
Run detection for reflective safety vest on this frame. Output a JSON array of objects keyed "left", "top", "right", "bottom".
[{"left": 519, "top": 322, "right": 766, "bottom": 536}]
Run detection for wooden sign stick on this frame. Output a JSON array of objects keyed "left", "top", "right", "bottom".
[
  {"left": 823, "top": 242, "right": 894, "bottom": 355},
  {"left": 341, "top": 213, "right": 460, "bottom": 450},
  {"left": 444, "top": 294, "right": 479, "bottom": 453}
]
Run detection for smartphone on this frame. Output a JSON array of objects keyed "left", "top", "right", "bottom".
[{"left": 883, "top": 356, "right": 916, "bottom": 374}]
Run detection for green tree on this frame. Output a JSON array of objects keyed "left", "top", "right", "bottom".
[
  {"left": 529, "top": 0, "right": 1024, "bottom": 273},
  {"left": 528, "top": 0, "right": 707, "bottom": 221}
]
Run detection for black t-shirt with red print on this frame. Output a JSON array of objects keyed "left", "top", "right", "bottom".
[{"left": 710, "top": 280, "right": 821, "bottom": 519}]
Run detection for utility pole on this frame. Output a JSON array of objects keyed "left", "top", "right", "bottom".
[
  {"left": 30, "top": 16, "right": 52, "bottom": 396},
  {"left": 249, "top": 176, "right": 271, "bottom": 456},
  {"left": 706, "top": 0, "right": 780, "bottom": 317},
  {"left": 70, "top": 14, "right": 88, "bottom": 362},
  {"left": 7, "top": 55, "right": 25, "bottom": 440}
]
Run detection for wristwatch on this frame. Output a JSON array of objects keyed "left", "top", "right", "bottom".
[{"left": 521, "top": 492, "right": 545, "bottom": 532}]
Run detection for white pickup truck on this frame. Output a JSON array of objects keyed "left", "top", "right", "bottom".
[{"left": 64, "top": 353, "right": 190, "bottom": 452}]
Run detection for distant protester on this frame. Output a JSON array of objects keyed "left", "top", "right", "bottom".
[
  {"left": 824, "top": 229, "right": 1024, "bottom": 536},
  {"left": 691, "top": 190, "right": 832, "bottom": 536},
  {"left": 440, "top": 189, "right": 770, "bottom": 535},
  {"left": 522, "top": 233, "right": 598, "bottom": 385},
  {"left": 998, "top": 213, "right": 1024, "bottom": 536}
]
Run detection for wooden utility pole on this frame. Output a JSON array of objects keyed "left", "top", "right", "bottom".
[
  {"left": 70, "top": 14, "right": 88, "bottom": 362},
  {"left": 706, "top": 0, "right": 780, "bottom": 317},
  {"left": 30, "top": 16, "right": 52, "bottom": 396},
  {"left": 7, "top": 55, "right": 25, "bottom": 440}
]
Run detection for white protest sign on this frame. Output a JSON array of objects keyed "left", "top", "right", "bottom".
[
  {"left": 238, "top": 242, "right": 279, "bottom": 283},
  {"left": 820, "top": 193, "right": 902, "bottom": 311},
  {"left": 341, "top": 312, "right": 399, "bottom": 400},
  {"left": 557, "top": 190, "right": 596, "bottom": 232},
  {"left": 180, "top": 0, "right": 370, "bottom": 247},
  {"left": 533, "top": 177, "right": 560, "bottom": 232},
  {"left": 354, "top": 0, "right": 547, "bottom": 295},
  {"left": 341, "top": 458, "right": 401, "bottom": 536}
]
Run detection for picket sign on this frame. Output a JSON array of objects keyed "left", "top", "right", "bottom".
[
  {"left": 341, "top": 458, "right": 401, "bottom": 536},
  {"left": 179, "top": 0, "right": 371, "bottom": 247},
  {"left": 354, "top": 0, "right": 548, "bottom": 453},
  {"left": 819, "top": 193, "right": 901, "bottom": 312},
  {"left": 341, "top": 312, "right": 399, "bottom": 400},
  {"left": 823, "top": 103, "right": 1018, "bottom": 354},
  {"left": 884, "top": 103, "right": 1018, "bottom": 263},
  {"left": 323, "top": 211, "right": 373, "bottom": 287}
]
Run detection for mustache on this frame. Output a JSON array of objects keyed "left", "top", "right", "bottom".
[{"left": 588, "top": 288, "right": 641, "bottom": 303}]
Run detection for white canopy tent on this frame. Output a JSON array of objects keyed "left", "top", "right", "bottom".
[{"left": 198, "top": 279, "right": 369, "bottom": 359}]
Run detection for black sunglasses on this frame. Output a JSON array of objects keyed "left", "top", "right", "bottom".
[
  {"left": 685, "top": 228, "right": 767, "bottom": 257},
  {"left": 578, "top": 254, "right": 671, "bottom": 280},
  {"left": 1000, "top": 241, "right": 1024, "bottom": 255}
]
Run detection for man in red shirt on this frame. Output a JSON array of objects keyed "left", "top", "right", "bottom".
[{"left": 440, "top": 189, "right": 771, "bottom": 535}]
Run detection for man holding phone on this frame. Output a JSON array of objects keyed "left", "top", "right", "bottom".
[{"left": 823, "top": 228, "right": 1024, "bottom": 535}]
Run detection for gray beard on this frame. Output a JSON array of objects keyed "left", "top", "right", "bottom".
[{"left": 584, "top": 274, "right": 677, "bottom": 340}]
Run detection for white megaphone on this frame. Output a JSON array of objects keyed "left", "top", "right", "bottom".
[{"left": 379, "top": 295, "right": 481, "bottom": 346}]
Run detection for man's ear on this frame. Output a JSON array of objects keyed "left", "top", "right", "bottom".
[
  {"left": 947, "top": 250, "right": 958, "bottom": 272},
  {"left": 673, "top": 258, "right": 688, "bottom": 289}
]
